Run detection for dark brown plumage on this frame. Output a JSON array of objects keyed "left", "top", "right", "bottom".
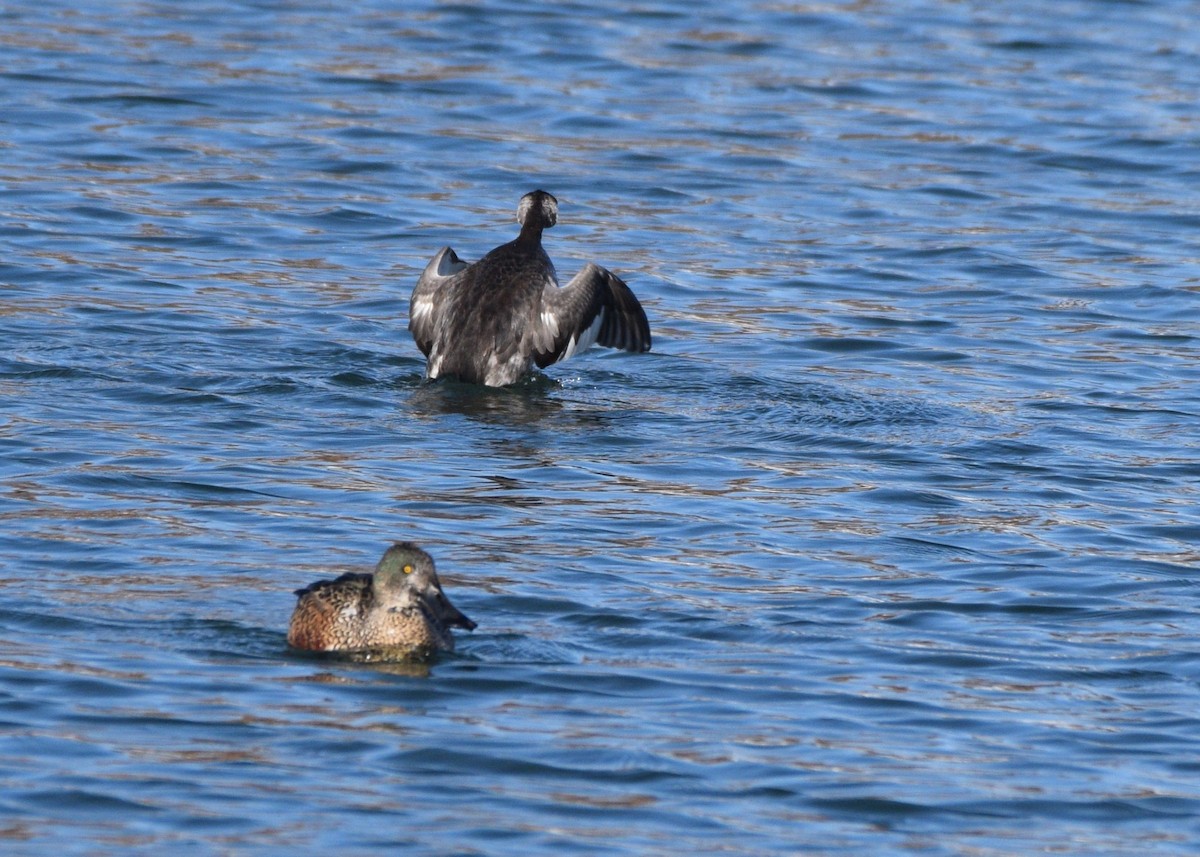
[{"left": 409, "top": 190, "right": 651, "bottom": 386}]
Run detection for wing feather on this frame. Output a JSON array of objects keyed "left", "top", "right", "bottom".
[
  {"left": 408, "top": 246, "right": 468, "bottom": 358},
  {"left": 532, "top": 263, "right": 651, "bottom": 369}
]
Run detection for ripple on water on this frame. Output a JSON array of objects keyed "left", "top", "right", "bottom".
[{"left": 3, "top": 0, "right": 1200, "bottom": 854}]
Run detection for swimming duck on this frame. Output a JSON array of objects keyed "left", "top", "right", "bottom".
[
  {"left": 409, "top": 190, "right": 652, "bottom": 386},
  {"left": 287, "top": 542, "right": 476, "bottom": 659}
]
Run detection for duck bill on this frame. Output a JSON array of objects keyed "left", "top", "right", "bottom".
[{"left": 431, "top": 589, "right": 477, "bottom": 631}]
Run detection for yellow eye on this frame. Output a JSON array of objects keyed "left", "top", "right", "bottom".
[{"left": 402, "top": 564, "right": 413, "bottom": 574}]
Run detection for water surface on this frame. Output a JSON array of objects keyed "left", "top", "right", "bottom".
[{"left": 2, "top": 1, "right": 1199, "bottom": 854}]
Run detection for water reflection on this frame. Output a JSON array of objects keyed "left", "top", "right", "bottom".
[
  {"left": 287, "top": 652, "right": 433, "bottom": 679},
  {"left": 406, "top": 375, "right": 565, "bottom": 426}
]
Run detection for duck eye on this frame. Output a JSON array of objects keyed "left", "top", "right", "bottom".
[{"left": 402, "top": 564, "right": 414, "bottom": 574}]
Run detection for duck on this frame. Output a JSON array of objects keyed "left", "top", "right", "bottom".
[
  {"left": 409, "top": 190, "right": 651, "bottom": 386},
  {"left": 287, "top": 542, "right": 476, "bottom": 660}
]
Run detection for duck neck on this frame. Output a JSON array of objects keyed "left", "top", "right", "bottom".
[{"left": 516, "top": 219, "right": 545, "bottom": 248}]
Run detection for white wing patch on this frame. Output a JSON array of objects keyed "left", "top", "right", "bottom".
[
  {"left": 558, "top": 310, "right": 605, "bottom": 362},
  {"left": 411, "top": 296, "right": 435, "bottom": 324}
]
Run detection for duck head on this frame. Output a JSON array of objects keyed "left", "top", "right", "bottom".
[
  {"left": 517, "top": 189, "right": 558, "bottom": 231},
  {"left": 373, "top": 542, "right": 477, "bottom": 631}
]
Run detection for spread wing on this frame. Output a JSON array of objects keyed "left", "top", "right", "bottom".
[
  {"left": 530, "top": 263, "right": 651, "bottom": 369},
  {"left": 409, "top": 246, "right": 469, "bottom": 358}
]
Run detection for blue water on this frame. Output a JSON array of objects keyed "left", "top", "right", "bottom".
[{"left": 2, "top": 0, "right": 1199, "bottom": 853}]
